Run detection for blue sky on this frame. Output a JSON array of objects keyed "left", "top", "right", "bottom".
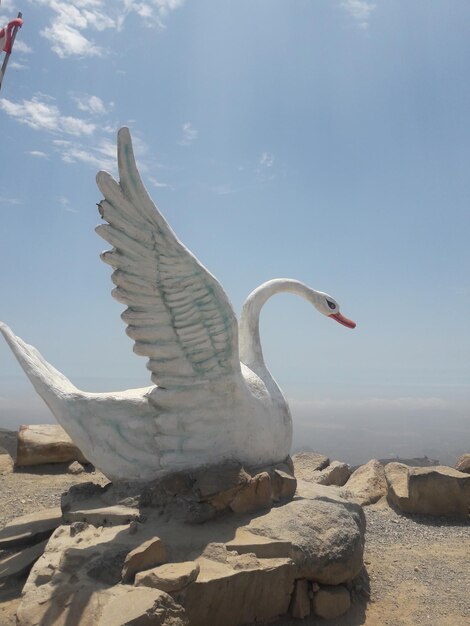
[{"left": 0, "top": 1, "right": 469, "bottom": 461}]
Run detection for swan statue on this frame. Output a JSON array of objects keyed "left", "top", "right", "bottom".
[{"left": 0, "top": 128, "right": 356, "bottom": 481}]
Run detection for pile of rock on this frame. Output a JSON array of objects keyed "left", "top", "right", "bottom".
[
  {"left": 294, "top": 452, "right": 470, "bottom": 519},
  {"left": 2, "top": 456, "right": 366, "bottom": 626}
]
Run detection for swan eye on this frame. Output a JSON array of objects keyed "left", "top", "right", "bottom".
[{"left": 326, "top": 299, "right": 336, "bottom": 310}]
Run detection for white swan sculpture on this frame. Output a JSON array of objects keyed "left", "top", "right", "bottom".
[{"left": 0, "top": 128, "right": 356, "bottom": 481}]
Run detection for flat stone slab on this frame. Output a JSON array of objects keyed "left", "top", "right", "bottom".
[
  {"left": 226, "top": 528, "right": 292, "bottom": 559},
  {"left": 0, "top": 507, "right": 62, "bottom": 549},
  {"left": 0, "top": 539, "right": 48, "bottom": 579},
  {"left": 63, "top": 503, "right": 140, "bottom": 526},
  {"left": 135, "top": 561, "right": 200, "bottom": 592}
]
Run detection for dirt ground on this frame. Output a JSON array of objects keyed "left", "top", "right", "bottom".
[{"left": 1, "top": 431, "right": 469, "bottom": 626}]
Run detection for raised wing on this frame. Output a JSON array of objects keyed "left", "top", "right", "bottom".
[{"left": 96, "top": 128, "right": 240, "bottom": 388}]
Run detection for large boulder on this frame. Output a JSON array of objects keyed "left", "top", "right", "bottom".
[
  {"left": 385, "top": 462, "right": 470, "bottom": 518},
  {"left": 341, "top": 459, "right": 388, "bottom": 506},
  {"left": 248, "top": 481, "right": 365, "bottom": 584},
  {"left": 16, "top": 424, "right": 88, "bottom": 466}
]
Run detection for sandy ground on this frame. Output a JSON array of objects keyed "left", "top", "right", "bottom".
[{"left": 1, "top": 430, "right": 469, "bottom": 626}]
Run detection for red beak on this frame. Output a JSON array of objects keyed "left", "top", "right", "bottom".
[{"left": 329, "top": 312, "right": 356, "bottom": 329}]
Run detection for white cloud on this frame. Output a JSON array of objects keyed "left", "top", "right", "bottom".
[
  {"left": 59, "top": 139, "right": 116, "bottom": 171},
  {"left": 58, "top": 195, "right": 78, "bottom": 213},
  {"left": 148, "top": 176, "right": 170, "bottom": 189},
  {"left": 256, "top": 151, "right": 276, "bottom": 183},
  {"left": 13, "top": 40, "right": 32, "bottom": 54},
  {"left": 179, "top": 121, "right": 198, "bottom": 146},
  {"left": 0, "top": 195, "right": 21, "bottom": 205},
  {"left": 0, "top": 94, "right": 96, "bottom": 135},
  {"left": 210, "top": 184, "right": 237, "bottom": 195},
  {"left": 27, "top": 150, "right": 49, "bottom": 158},
  {"left": 9, "top": 61, "right": 28, "bottom": 70},
  {"left": 259, "top": 152, "right": 274, "bottom": 168},
  {"left": 36, "top": 1, "right": 185, "bottom": 58},
  {"left": 340, "top": 1, "right": 376, "bottom": 30},
  {"left": 72, "top": 93, "right": 110, "bottom": 115}
]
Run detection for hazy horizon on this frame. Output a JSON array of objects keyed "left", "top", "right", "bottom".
[{"left": 2, "top": 375, "right": 468, "bottom": 467}]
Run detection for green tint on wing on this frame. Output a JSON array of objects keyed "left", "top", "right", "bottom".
[{"left": 96, "top": 128, "right": 240, "bottom": 389}]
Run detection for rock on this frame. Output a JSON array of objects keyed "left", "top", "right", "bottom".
[
  {"left": 0, "top": 451, "right": 13, "bottom": 475},
  {"left": 248, "top": 481, "right": 365, "bottom": 584},
  {"left": 181, "top": 556, "right": 294, "bottom": 626},
  {"left": 385, "top": 462, "right": 470, "bottom": 518},
  {"left": 226, "top": 529, "right": 292, "bottom": 559},
  {"left": 0, "top": 539, "right": 48, "bottom": 579},
  {"left": 18, "top": 572, "right": 188, "bottom": 626},
  {"left": 67, "top": 460, "right": 85, "bottom": 474},
  {"left": 61, "top": 460, "right": 296, "bottom": 525},
  {"left": 193, "top": 462, "right": 250, "bottom": 499},
  {"left": 341, "top": 459, "right": 388, "bottom": 506},
  {"left": 87, "top": 549, "right": 130, "bottom": 586},
  {"left": 291, "top": 579, "right": 310, "bottom": 619},
  {"left": 315, "top": 461, "right": 351, "bottom": 486},
  {"left": 271, "top": 468, "right": 297, "bottom": 501},
  {"left": 292, "top": 453, "right": 350, "bottom": 486},
  {"left": 16, "top": 423, "right": 87, "bottom": 466},
  {"left": 69, "top": 521, "right": 89, "bottom": 537},
  {"left": 135, "top": 561, "right": 200, "bottom": 592},
  {"left": 455, "top": 453, "right": 470, "bottom": 474},
  {"left": 64, "top": 503, "right": 141, "bottom": 526},
  {"left": 122, "top": 537, "right": 167, "bottom": 583},
  {"left": 0, "top": 507, "right": 62, "bottom": 549},
  {"left": 313, "top": 584, "right": 351, "bottom": 619},
  {"left": 99, "top": 586, "right": 188, "bottom": 626},
  {"left": 292, "top": 452, "right": 330, "bottom": 481},
  {"left": 230, "top": 472, "right": 273, "bottom": 513}
]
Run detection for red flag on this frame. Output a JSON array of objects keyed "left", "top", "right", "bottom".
[{"left": 0, "top": 17, "right": 23, "bottom": 54}]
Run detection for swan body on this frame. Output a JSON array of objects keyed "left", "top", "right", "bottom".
[{"left": 0, "top": 129, "right": 355, "bottom": 481}]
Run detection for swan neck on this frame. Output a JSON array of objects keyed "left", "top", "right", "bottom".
[{"left": 239, "top": 279, "right": 318, "bottom": 371}]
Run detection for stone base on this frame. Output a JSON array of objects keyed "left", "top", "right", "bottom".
[
  {"left": 17, "top": 461, "right": 365, "bottom": 626},
  {"left": 61, "top": 457, "right": 297, "bottom": 525}
]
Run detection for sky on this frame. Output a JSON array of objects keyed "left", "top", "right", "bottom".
[{"left": 0, "top": 1, "right": 469, "bottom": 463}]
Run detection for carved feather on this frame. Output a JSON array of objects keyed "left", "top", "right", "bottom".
[{"left": 96, "top": 128, "right": 240, "bottom": 388}]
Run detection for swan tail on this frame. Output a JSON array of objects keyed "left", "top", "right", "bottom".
[{"left": 0, "top": 322, "right": 79, "bottom": 411}]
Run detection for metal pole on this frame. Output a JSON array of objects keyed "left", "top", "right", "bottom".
[{"left": 0, "top": 11, "right": 23, "bottom": 93}]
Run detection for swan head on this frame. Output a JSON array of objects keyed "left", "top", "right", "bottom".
[{"left": 309, "top": 290, "right": 356, "bottom": 329}]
